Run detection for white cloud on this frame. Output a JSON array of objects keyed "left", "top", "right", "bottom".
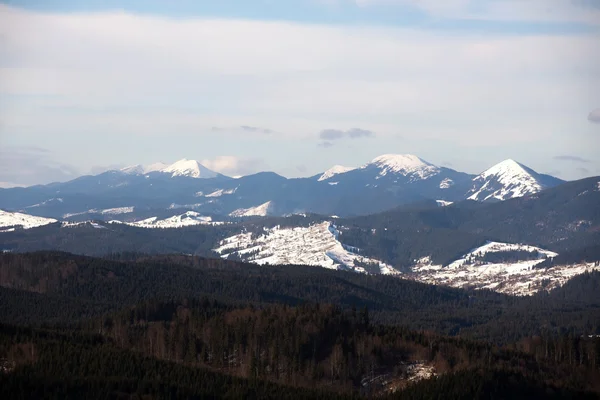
[
  {"left": 589, "top": 108, "right": 600, "bottom": 124},
  {"left": 201, "top": 156, "right": 268, "bottom": 177}
]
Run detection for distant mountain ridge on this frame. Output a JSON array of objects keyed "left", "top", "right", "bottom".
[{"left": 0, "top": 155, "right": 566, "bottom": 219}]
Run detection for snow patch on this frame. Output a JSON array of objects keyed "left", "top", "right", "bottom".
[
  {"left": 63, "top": 211, "right": 87, "bottom": 218},
  {"left": 436, "top": 200, "right": 453, "bottom": 207},
  {"left": 99, "top": 207, "right": 134, "bottom": 215},
  {"left": 168, "top": 203, "right": 204, "bottom": 210},
  {"left": 24, "top": 198, "right": 64, "bottom": 208},
  {"left": 439, "top": 178, "right": 454, "bottom": 189},
  {"left": 206, "top": 188, "right": 237, "bottom": 197},
  {"left": 63, "top": 207, "right": 134, "bottom": 218},
  {"left": 61, "top": 221, "right": 111, "bottom": 229},
  {"left": 61, "top": 221, "right": 90, "bottom": 228},
  {"left": 229, "top": 201, "right": 273, "bottom": 217}
]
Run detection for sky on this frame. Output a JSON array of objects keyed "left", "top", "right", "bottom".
[{"left": 0, "top": 0, "right": 599, "bottom": 186}]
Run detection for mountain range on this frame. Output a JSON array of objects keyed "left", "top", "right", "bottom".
[
  {"left": 0, "top": 154, "right": 565, "bottom": 220},
  {"left": 1, "top": 172, "right": 599, "bottom": 297},
  {"left": 2, "top": 153, "right": 597, "bottom": 299}
]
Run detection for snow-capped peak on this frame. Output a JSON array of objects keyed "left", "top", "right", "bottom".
[
  {"left": 366, "top": 154, "right": 440, "bottom": 179},
  {"left": 318, "top": 165, "right": 355, "bottom": 181},
  {"left": 467, "top": 159, "right": 557, "bottom": 202},
  {"left": 479, "top": 159, "right": 530, "bottom": 180},
  {"left": 121, "top": 162, "right": 168, "bottom": 175},
  {"left": 160, "top": 159, "right": 218, "bottom": 179},
  {"left": 121, "top": 164, "right": 144, "bottom": 175},
  {"left": 145, "top": 162, "right": 169, "bottom": 173}
]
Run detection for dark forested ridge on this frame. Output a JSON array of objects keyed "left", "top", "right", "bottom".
[
  {"left": 0, "top": 222, "right": 234, "bottom": 257},
  {"left": 1, "top": 302, "right": 599, "bottom": 399},
  {"left": 0, "top": 302, "right": 599, "bottom": 399},
  {"left": 0, "top": 252, "right": 600, "bottom": 341}
]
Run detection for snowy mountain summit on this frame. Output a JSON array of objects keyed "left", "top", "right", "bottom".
[
  {"left": 366, "top": 154, "right": 440, "bottom": 180},
  {"left": 467, "top": 159, "right": 563, "bottom": 201},
  {"left": 121, "top": 159, "right": 219, "bottom": 179},
  {"left": 318, "top": 165, "right": 355, "bottom": 182},
  {"left": 121, "top": 162, "right": 168, "bottom": 175},
  {"left": 161, "top": 159, "right": 219, "bottom": 179}
]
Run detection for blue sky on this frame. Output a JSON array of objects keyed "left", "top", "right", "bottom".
[{"left": 0, "top": 0, "right": 599, "bottom": 185}]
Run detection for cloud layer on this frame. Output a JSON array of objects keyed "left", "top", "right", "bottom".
[
  {"left": 0, "top": 4, "right": 598, "bottom": 183},
  {"left": 553, "top": 155, "right": 590, "bottom": 163},
  {"left": 201, "top": 156, "right": 268, "bottom": 177},
  {"left": 0, "top": 146, "right": 80, "bottom": 186},
  {"left": 589, "top": 109, "right": 600, "bottom": 124},
  {"left": 319, "top": 128, "right": 375, "bottom": 140}
]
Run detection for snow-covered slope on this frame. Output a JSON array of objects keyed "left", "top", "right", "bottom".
[
  {"left": 121, "top": 162, "right": 168, "bottom": 175},
  {"left": 160, "top": 159, "right": 219, "bottom": 179},
  {"left": 467, "top": 159, "right": 561, "bottom": 201},
  {"left": 408, "top": 241, "right": 599, "bottom": 296},
  {"left": 214, "top": 221, "right": 398, "bottom": 275},
  {"left": 365, "top": 154, "right": 440, "bottom": 180},
  {"left": 121, "top": 159, "right": 218, "bottom": 178},
  {"left": 0, "top": 210, "right": 57, "bottom": 230},
  {"left": 214, "top": 225, "right": 596, "bottom": 295},
  {"left": 124, "top": 211, "right": 216, "bottom": 228},
  {"left": 318, "top": 165, "right": 355, "bottom": 182},
  {"left": 229, "top": 201, "right": 274, "bottom": 217}
]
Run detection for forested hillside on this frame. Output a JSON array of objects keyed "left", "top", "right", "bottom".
[
  {"left": 1, "top": 252, "right": 599, "bottom": 398},
  {"left": 1, "top": 301, "right": 599, "bottom": 398},
  {"left": 339, "top": 177, "right": 600, "bottom": 267},
  {"left": 1, "top": 252, "right": 600, "bottom": 342}
]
